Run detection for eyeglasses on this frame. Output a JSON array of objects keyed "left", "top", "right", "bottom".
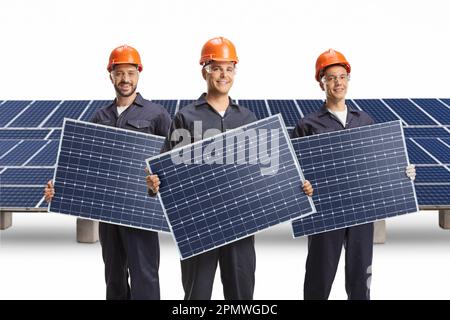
[
  {"left": 321, "top": 73, "right": 350, "bottom": 83},
  {"left": 204, "top": 64, "right": 237, "bottom": 76},
  {"left": 111, "top": 70, "right": 139, "bottom": 79}
]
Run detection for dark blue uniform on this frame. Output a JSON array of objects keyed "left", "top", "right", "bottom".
[
  {"left": 164, "top": 93, "right": 257, "bottom": 300},
  {"left": 91, "top": 93, "right": 171, "bottom": 300},
  {"left": 292, "top": 104, "right": 374, "bottom": 300}
]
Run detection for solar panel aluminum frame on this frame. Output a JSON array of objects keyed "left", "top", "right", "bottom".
[
  {"left": 291, "top": 120, "right": 420, "bottom": 237},
  {"left": 49, "top": 118, "right": 170, "bottom": 232},
  {"left": 146, "top": 114, "right": 316, "bottom": 259}
]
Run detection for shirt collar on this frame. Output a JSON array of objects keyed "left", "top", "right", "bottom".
[
  {"left": 318, "top": 102, "right": 359, "bottom": 117},
  {"left": 195, "top": 93, "right": 240, "bottom": 110},
  {"left": 111, "top": 92, "right": 145, "bottom": 108}
]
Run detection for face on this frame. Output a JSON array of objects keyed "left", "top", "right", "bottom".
[
  {"left": 202, "top": 61, "right": 235, "bottom": 95},
  {"left": 320, "top": 65, "right": 349, "bottom": 102},
  {"left": 110, "top": 64, "right": 139, "bottom": 97}
]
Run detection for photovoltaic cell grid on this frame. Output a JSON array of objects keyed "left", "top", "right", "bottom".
[
  {"left": 43, "top": 100, "right": 90, "bottom": 127},
  {"left": 345, "top": 99, "right": 360, "bottom": 111},
  {"left": 9, "top": 101, "right": 61, "bottom": 127},
  {"left": 0, "top": 99, "right": 111, "bottom": 209},
  {"left": 0, "top": 101, "right": 33, "bottom": 126},
  {"left": 415, "top": 184, "right": 450, "bottom": 206},
  {"left": 291, "top": 121, "right": 419, "bottom": 237},
  {"left": 1, "top": 167, "right": 54, "bottom": 184},
  {"left": 0, "top": 129, "right": 50, "bottom": 140},
  {"left": 415, "top": 166, "right": 450, "bottom": 183},
  {"left": 406, "top": 135, "right": 450, "bottom": 206},
  {"left": 1, "top": 98, "right": 449, "bottom": 210},
  {"left": 78, "top": 100, "right": 110, "bottom": 122},
  {"left": 383, "top": 99, "right": 438, "bottom": 125},
  {"left": 0, "top": 138, "right": 58, "bottom": 208},
  {"left": 48, "top": 129, "right": 62, "bottom": 140},
  {"left": 238, "top": 100, "right": 271, "bottom": 120},
  {"left": 147, "top": 115, "right": 316, "bottom": 259},
  {"left": 352, "top": 99, "right": 401, "bottom": 124},
  {"left": 0, "top": 187, "right": 48, "bottom": 208},
  {"left": 50, "top": 119, "right": 169, "bottom": 232},
  {"left": 267, "top": 100, "right": 301, "bottom": 127},
  {"left": 404, "top": 127, "right": 449, "bottom": 138},
  {"left": 0, "top": 140, "right": 48, "bottom": 166},
  {"left": 405, "top": 140, "right": 439, "bottom": 164},
  {"left": 412, "top": 99, "right": 450, "bottom": 125},
  {"left": 412, "top": 139, "right": 450, "bottom": 164},
  {"left": 26, "top": 140, "right": 60, "bottom": 166},
  {"left": 296, "top": 99, "right": 323, "bottom": 116}
]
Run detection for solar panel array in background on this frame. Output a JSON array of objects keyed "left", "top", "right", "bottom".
[
  {"left": 49, "top": 119, "right": 169, "bottom": 232},
  {"left": 237, "top": 100, "right": 271, "bottom": 120},
  {"left": 0, "top": 100, "right": 112, "bottom": 209},
  {"left": 291, "top": 121, "right": 419, "bottom": 237},
  {"left": 1, "top": 98, "right": 449, "bottom": 210},
  {"left": 147, "top": 115, "right": 315, "bottom": 259}
]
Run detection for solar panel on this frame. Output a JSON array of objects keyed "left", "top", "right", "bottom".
[
  {"left": 42, "top": 100, "right": 90, "bottom": 127},
  {"left": 345, "top": 100, "right": 360, "bottom": 111},
  {"left": 404, "top": 127, "right": 450, "bottom": 138},
  {"left": 147, "top": 115, "right": 315, "bottom": 259},
  {"left": 26, "top": 140, "right": 59, "bottom": 166},
  {"left": 415, "top": 185, "right": 450, "bottom": 207},
  {"left": 0, "top": 101, "right": 32, "bottom": 126},
  {"left": 412, "top": 139, "right": 450, "bottom": 164},
  {"left": 405, "top": 139, "right": 439, "bottom": 164},
  {"left": 412, "top": 99, "right": 450, "bottom": 125},
  {"left": 353, "top": 99, "right": 401, "bottom": 123},
  {"left": 295, "top": 99, "right": 323, "bottom": 116},
  {"left": 291, "top": 121, "right": 418, "bottom": 237},
  {"left": 383, "top": 99, "right": 438, "bottom": 125},
  {"left": 151, "top": 100, "right": 178, "bottom": 118},
  {"left": 78, "top": 100, "right": 110, "bottom": 121},
  {"left": 49, "top": 119, "right": 169, "bottom": 232},
  {"left": 0, "top": 187, "right": 46, "bottom": 208},
  {"left": 1, "top": 98, "right": 449, "bottom": 212},
  {"left": 238, "top": 100, "right": 271, "bottom": 119},
  {"left": 47, "top": 129, "right": 61, "bottom": 140},
  {"left": 8, "top": 101, "right": 61, "bottom": 128},
  {"left": 0, "top": 140, "right": 20, "bottom": 154},
  {"left": 0, "top": 129, "right": 51, "bottom": 140},
  {"left": 440, "top": 99, "right": 450, "bottom": 107},
  {"left": 0, "top": 140, "right": 48, "bottom": 166},
  {"left": 415, "top": 166, "right": 450, "bottom": 183},
  {"left": 267, "top": 100, "right": 301, "bottom": 127},
  {"left": 0, "top": 168, "right": 54, "bottom": 185}
]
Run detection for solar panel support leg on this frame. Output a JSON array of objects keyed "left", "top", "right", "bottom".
[
  {"left": 0, "top": 212, "right": 12, "bottom": 230},
  {"left": 76, "top": 218, "right": 99, "bottom": 243},
  {"left": 439, "top": 210, "right": 450, "bottom": 229},
  {"left": 373, "top": 220, "right": 386, "bottom": 244}
]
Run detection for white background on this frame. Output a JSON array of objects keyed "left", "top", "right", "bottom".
[
  {"left": 0, "top": 0, "right": 449, "bottom": 100},
  {"left": 0, "top": 0, "right": 449, "bottom": 300}
]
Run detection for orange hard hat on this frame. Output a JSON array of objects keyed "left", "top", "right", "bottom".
[
  {"left": 315, "top": 49, "right": 351, "bottom": 82},
  {"left": 199, "top": 37, "right": 239, "bottom": 65},
  {"left": 107, "top": 45, "right": 143, "bottom": 72}
]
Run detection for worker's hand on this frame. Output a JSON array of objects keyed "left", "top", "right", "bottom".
[
  {"left": 302, "top": 180, "right": 313, "bottom": 197},
  {"left": 44, "top": 180, "right": 55, "bottom": 203},
  {"left": 405, "top": 164, "right": 416, "bottom": 181},
  {"left": 145, "top": 167, "right": 160, "bottom": 193}
]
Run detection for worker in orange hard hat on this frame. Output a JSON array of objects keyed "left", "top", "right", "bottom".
[
  {"left": 146, "top": 36, "right": 313, "bottom": 300},
  {"left": 45, "top": 44, "right": 171, "bottom": 300},
  {"left": 292, "top": 49, "right": 416, "bottom": 300}
]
